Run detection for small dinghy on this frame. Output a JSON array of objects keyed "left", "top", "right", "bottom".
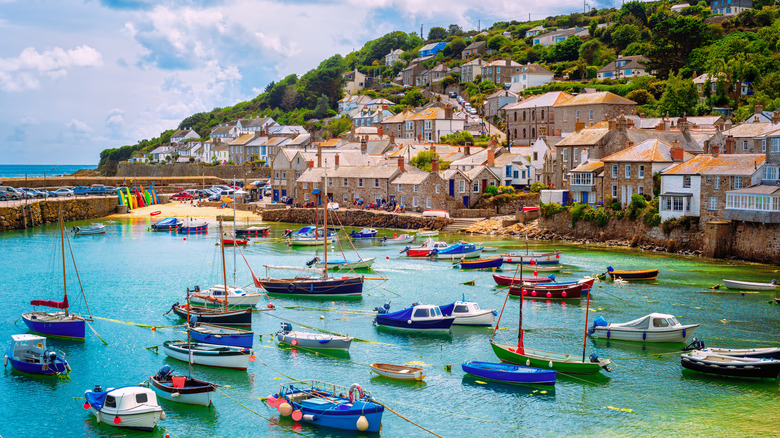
[
  {"left": 178, "top": 219, "right": 208, "bottom": 233},
  {"left": 221, "top": 238, "right": 248, "bottom": 246},
  {"left": 380, "top": 234, "right": 414, "bottom": 244},
  {"left": 235, "top": 226, "right": 270, "bottom": 237},
  {"left": 606, "top": 266, "right": 658, "bottom": 281},
  {"left": 162, "top": 341, "right": 252, "bottom": 370},
  {"left": 268, "top": 380, "right": 384, "bottom": 432},
  {"left": 188, "top": 284, "right": 261, "bottom": 308},
  {"left": 684, "top": 338, "right": 780, "bottom": 359},
  {"left": 309, "top": 256, "right": 376, "bottom": 270},
  {"left": 370, "top": 363, "right": 427, "bottom": 381},
  {"left": 400, "top": 238, "right": 448, "bottom": 257},
  {"left": 439, "top": 299, "right": 496, "bottom": 326},
  {"left": 148, "top": 365, "right": 217, "bottom": 407},
  {"left": 462, "top": 360, "right": 557, "bottom": 385},
  {"left": 169, "top": 302, "right": 252, "bottom": 326},
  {"left": 458, "top": 257, "right": 503, "bottom": 270},
  {"left": 416, "top": 230, "right": 439, "bottom": 237},
  {"left": 493, "top": 274, "right": 556, "bottom": 286},
  {"left": 349, "top": 228, "right": 377, "bottom": 239},
  {"left": 190, "top": 322, "right": 253, "bottom": 348},
  {"left": 276, "top": 323, "right": 353, "bottom": 351},
  {"left": 590, "top": 313, "right": 698, "bottom": 343},
  {"left": 373, "top": 303, "right": 455, "bottom": 332},
  {"left": 150, "top": 217, "right": 179, "bottom": 231},
  {"left": 722, "top": 279, "right": 777, "bottom": 291},
  {"left": 500, "top": 251, "right": 561, "bottom": 265},
  {"left": 681, "top": 350, "right": 780, "bottom": 379},
  {"left": 84, "top": 385, "right": 165, "bottom": 431},
  {"left": 543, "top": 277, "right": 596, "bottom": 295},
  {"left": 4, "top": 334, "right": 70, "bottom": 375},
  {"left": 72, "top": 223, "right": 106, "bottom": 235}
]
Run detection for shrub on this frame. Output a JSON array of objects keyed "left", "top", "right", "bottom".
[
  {"left": 540, "top": 202, "right": 567, "bottom": 218},
  {"left": 569, "top": 203, "right": 590, "bottom": 227},
  {"left": 644, "top": 212, "right": 661, "bottom": 227},
  {"left": 628, "top": 194, "right": 648, "bottom": 220},
  {"left": 611, "top": 201, "right": 622, "bottom": 211},
  {"left": 497, "top": 185, "right": 515, "bottom": 194},
  {"left": 483, "top": 185, "right": 499, "bottom": 197},
  {"left": 529, "top": 182, "right": 545, "bottom": 192},
  {"left": 661, "top": 218, "right": 678, "bottom": 234},
  {"left": 616, "top": 210, "right": 625, "bottom": 219},
  {"left": 595, "top": 208, "right": 610, "bottom": 227}
]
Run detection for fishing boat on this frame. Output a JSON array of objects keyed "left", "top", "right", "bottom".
[
  {"left": 606, "top": 266, "right": 658, "bottom": 281},
  {"left": 589, "top": 313, "right": 699, "bottom": 343},
  {"left": 150, "top": 217, "right": 179, "bottom": 231},
  {"left": 149, "top": 365, "right": 217, "bottom": 407},
  {"left": 509, "top": 282, "right": 583, "bottom": 299},
  {"left": 416, "top": 230, "right": 439, "bottom": 237},
  {"left": 235, "top": 226, "right": 270, "bottom": 237},
  {"left": 309, "top": 256, "right": 376, "bottom": 270},
  {"left": 680, "top": 350, "right": 780, "bottom": 379},
  {"left": 380, "top": 234, "right": 414, "bottom": 244},
  {"left": 276, "top": 323, "right": 352, "bottom": 351},
  {"left": 431, "top": 242, "right": 483, "bottom": 260},
  {"left": 400, "top": 238, "right": 449, "bottom": 257},
  {"left": 440, "top": 299, "right": 497, "bottom": 326},
  {"left": 458, "top": 257, "right": 503, "bottom": 270},
  {"left": 268, "top": 380, "right": 383, "bottom": 432},
  {"left": 349, "top": 228, "right": 377, "bottom": 239},
  {"left": 462, "top": 360, "right": 556, "bottom": 385},
  {"left": 170, "top": 302, "right": 252, "bottom": 326},
  {"left": 23, "top": 205, "right": 92, "bottom": 340},
  {"left": 4, "top": 334, "right": 70, "bottom": 375},
  {"left": 178, "top": 219, "right": 208, "bottom": 233},
  {"left": 189, "top": 322, "right": 253, "bottom": 348},
  {"left": 500, "top": 251, "right": 561, "bottom": 265},
  {"left": 72, "top": 223, "right": 106, "bottom": 235},
  {"left": 374, "top": 303, "right": 455, "bottom": 332},
  {"left": 84, "top": 385, "right": 165, "bottom": 431},
  {"left": 370, "top": 363, "right": 427, "bottom": 381},
  {"left": 221, "top": 238, "right": 248, "bottom": 246},
  {"left": 722, "top": 279, "right": 777, "bottom": 291},
  {"left": 162, "top": 341, "right": 252, "bottom": 370},
  {"left": 188, "top": 284, "right": 261, "bottom": 308},
  {"left": 493, "top": 274, "right": 556, "bottom": 286}
]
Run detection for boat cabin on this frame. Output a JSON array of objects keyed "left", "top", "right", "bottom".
[
  {"left": 205, "top": 284, "right": 249, "bottom": 297},
  {"left": 9, "top": 334, "right": 49, "bottom": 362},
  {"left": 102, "top": 387, "right": 159, "bottom": 410},
  {"left": 452, "top": 301, "right": 482, "bottom": 316},
  {"left": 411, "top": 304, "right": 446, "bottom": 321},
  {"left": 616, "top": 313, "right": 682, "bottom": 330}
]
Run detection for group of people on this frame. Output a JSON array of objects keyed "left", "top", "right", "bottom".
[{"left": 352, "top": 197, "right": 403, "bottom": 213}]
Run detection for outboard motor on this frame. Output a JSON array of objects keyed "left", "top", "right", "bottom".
[
  {"left": 373, "top": 302, "right": 391, "bottom": 314},
  {"left": 189, "top": 315, "right": 199, "bottom": 327},
  {"left": 156, "top": 365, "right": 172, "bottom": 380},
  {"left": 165, "top": 301, "right": 180, "bottom": 315},
  {"left": 47, "top": 351, "right": 57, "bottom": 363},
  {"left": 588, "top": 315, "right": 608, "bottom": 335},
  {"left": 306, "top": 257, "right": 319, "bottom": 267},
  {"left": 194, "top": 285, "right": 200, "bottom": 292},
  {"left": 280, "top": 322, "right": 293, "bottom": 334},
  {"left": 548, "top": 274, "right": 556, "bottom": 281},
  {"left": 94, "top": 384, "right": 102, "bottom": 393},
  {"left": 589, "top": 353, "right": 600, "bottom": 363},
  {"left": 400, "top": 246, "right": 410, "bottom": 253},
  {"left": 683, "top": 338, "right": 705, "bottom": 351}
]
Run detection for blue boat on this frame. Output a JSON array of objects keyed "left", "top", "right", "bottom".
[
  {"left": 431, "top": 243, "right": 483, "bottom": 260},
  {"left": 4, "top": 334, "right": 70, "bottom": 375},
  {"left": 374, "top": 303, "right": 455, "bottom": 331},
  {"left": 289, "top": 226, "right": 336, "bottom": 237},
  {"left": 349, "top": 228, "right": 377, "bottom": 239},
  {"left": 269, "top": 380, "right": 384, "bottom": 432},
  {"left": 189, "top": 322, "right": 253, "bottom": 348},
  {"left": 178, "top": 219, "right": 208, "bottom": 233},
  {"left": 458, "top": 257, "right": 503, "bottom": 270},
  {"left": 462, "top": 360, "right": 556, "bottom": 385},
  {"left": 151, "top": 217, "right": 179, "bottom": 231}
]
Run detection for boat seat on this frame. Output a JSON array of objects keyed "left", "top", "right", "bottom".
[{"left": 398, "top": 369, "right": 410, "bottom": 373}]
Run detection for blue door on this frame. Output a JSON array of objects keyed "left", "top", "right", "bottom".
[
  {"left": 462, "top": 196, "right": 469, "bottom": 207},
  {"left": 582, "top": 191, "right": 588, "bottom": 204},
  {"left": 282, "top": 189, "right": 287, "bottom": 198},
  {"left": 449, "top": 180, "right": 455, "bottom": 196},
  {"left": 273, "top": 190, "right": 279, "bottom": 202},
  {"left": 562, "top": 191, "right": 569, "bottom": 205}
]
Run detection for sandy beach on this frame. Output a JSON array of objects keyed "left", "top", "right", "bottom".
[{"left": 107, "top": 200, "right": 263, "bottom": 221}]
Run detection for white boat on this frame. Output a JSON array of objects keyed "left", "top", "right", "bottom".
[
  {"left": 402, "top": 238, "right": 449, "bottom": 257},
  {"left": 370, "top": 363, "right": 427, "bottom": 381},
  {"left": 422, "top": 210, "right": 449, "bottom": 218},
  {"left": 416, "top": 230, "right": 439, "bottom": 237},
  {"left": 481, "top": 246, "right": 498, "bottom": 252},
  {"left": 722, "top": 279, "right": 777, "bottom": 291},
  {"left": 72, "top": 223, "right": 106, "bottom": 235},
  {"left": 149, "top": 365, "right": 217, "bottom": 407},
  {"left": 84, "top": 386, "right": 164, "bottom": 431},
  {"left": 162, "top": 341, "right": 252, "bottom": 370},
  {"left": 380, "top": 234, "right": 414, "bottom": 244},
  {"left": 313, "top": 257, "right": 375, "bottom": 270},
  {"left": 188, "top": 284, "right": 261, "bottom": 307},
  {"left": 441, "top": 300, "right": 496, "bottom": 326},
  {"left": 591, "top": 313, "right": 699, "bottom": 343},
  {"left": 276, "top": 323, "right": 353, "bottom": 351},
  {"left": 289, "top": 235, "right": 333, "bottom": 246}
]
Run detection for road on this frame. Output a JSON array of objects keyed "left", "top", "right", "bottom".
[{"left": 431, "top": 91, "right": 506, "bottom": 142}]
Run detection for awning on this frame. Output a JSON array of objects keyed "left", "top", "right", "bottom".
[{"left": 312, "top": 190, "right": 321, "bottom": 194}]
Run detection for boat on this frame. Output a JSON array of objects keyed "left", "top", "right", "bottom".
[
  {"left": 509, "top": 282, "right": 583, "bottom": 299},
  {"left": 188, "top": 284, "right": 261, "bottom": 308},
  {"left": 276, "top": 323, "right": 352, "bottom": 351},
  {"left": 480, "top": 246, "right": 499, "bottom": 252},
  {"left": 4, "top": 334, "right": 70, "bottom": 375},
  {"left": 370, "top": 363, "right": 427, "bottom": 381},
  {"left": 462, "top": 360, "right": 556, "bottom": 385},
  {"left": 542, "top": 277, "right": 597, "bottom": 295},
  {"left": 379, "top": 233, "right": 414, "bottom": 244},
  {"left": 493, "top": 273, "right": 556, "bottom": 286},
  {"left": 235, "top": 226, "right": 270, "bottom": 237},
  {"left": 722, "top": 279, "right": 777, "bottom": 291},
  {"left": 374, "top": 303, "right": 455, "bottom": 332},
  {"left": 458, "top": 257, "right": 503, "bottom": 270},
  {"left": 431, "top": 242, "right": 483, "bottom": 260},
  {"left": 680, "top": 350, "right": 780, "bottom": 379},
  {"left": 589, "top": 313, "right": 699, "bottom": 343},
  {"left": 23, "top": 204, "right": 92, "bottom": 340},
  {"left": 606, "top": 266, "right": 658, "bottom": 281},
  {"left": 150, "top": 217, "right": 179, "bottom": 231},
  {"left": 221, "top": 238, "right": 248, "bottom": 246},
  {"left": 170, "top": 302, "right": 252, "bottom": 326},
  {"left": 422, "top": 210, "right": 449, "bottom": 218},
  {"left": 72, "top": 223, "right": 106, "bottom": 235},
  {"left": 288, "top": 234, "right": 333, "bottom": 246},
  {"left": 440, "top": 299, "right": 496, "bottom": 326},
  {"left": 309, "top": 256, "right": 376, "bottom": 270},
  {"left": 349, "top": 228, "right": 377, "bottom": 239},
  {"left": 83, "top": 385, "right": 165, "bottom": 431},
  {"left": 162, "top": 341, "right": 252, "bottom": 370},
  {"left": 268, "top": 380, "right": 384, "bottom": 432},
  {"left": 148, "top": 365, "right": 217, "bottom": 407},
  {"left": 178, "top": 219, "right": 208, "bottom": 233},
  {"left": 416, "top": 230, "right": 439, "bottom": 237},
  {"left": 190, "top": 322, "right": 254, "bottom": 348},
  {"left": 500, "top": 251, "right": 561, "bottom": 265},
  {"left": 684, "top": 338, "right": 780, "bottom": 359},
  {"left": 400, "top": 238, "right": 449, "bottom": 257}
]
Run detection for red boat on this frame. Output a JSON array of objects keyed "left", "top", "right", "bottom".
[
  {"left": 222, "top": 239, "right": 248, "bottom": 246},
  {"left": 509, "top": 283, "right": 583, "bottom": 299},
  {"left": 493, "top": 274, "right": 555, "bottom": 286},
  {"left": 401, "top": 238, "right": 448, "bottom": 258}
]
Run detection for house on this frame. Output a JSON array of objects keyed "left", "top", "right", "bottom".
[
  {"left": 526, "top": 25, "right": 546, "bottom": 37},
  {"left": 325, "top": 163, "right": 401, "bottom": 207},
  {"left": 236, "top": 117, "right": 276, "bottom": 134},
  {"left": 391, "top": 158, "right": 446, "bottom": 211},
  {"left": 568, "top": 159, "right": 605, "bottom": 205},
  {"left": 170, "top": 129, "right": 198, "bottom": 144},
  {"left": 531, "top": 136, "right": 560, "bottom": 184},
  {"left": 352, "top": 107, "right": 393, "bottom": 127},
  {"left": 380, "top": 109, "right": 417, "bottom": 139},
  {"left": 508, "top": 64, "right": 554, "bottom": 93},
  {"left": 496, "top": 148, "right": 534, "bottom": 188},
  {"left": 504, "top": 91, "right": 573, "bottom": 145},
  {"left": 461, "top": 58, "right": 485, "bottom": 83},
  {"left": 244, "top": 135, "right": 269, "bottom": 164},
  {"left": 211, "top": 143, "right": 229, "bottom": 163},
  {"left": 596, "top": 55, "right": 649, "bottom": 80},
  {"left": 660, "top": 154, "right": 765, "bottom": 222},
  {"left": 405, "top": 106, "right": 465, "bottom": 142},
  {"left": 602, "top": 139, "right": 691, "bottom": 206},
  {"left": 724, "top": 185, "right": 780, "bottom": 223},
  {"left": 268, "top": 125, "right": 308, "bottom": 138},
  {"left": 385, "top": 48, "right": 403, "bottom": 66},
  {"left": 343, "top": 69, "right": 367, "bottom": 94},
  {"left": 149, "top": 145, "right": 174, "bottom": 163},
  {"left": 481, "top": 59, "right": 523, "bottom": 87},
  {"left": 722, "top": 120, "right": 776, "bottom": 154},
  {"left": 338, "top": 94, "right": 372, "bottom": 114},
  {"left": 484, "top": 90, "right": 518, "bottom": 118},
  {"left": 402, "top": 61, "right": 425, "bottom": 87},
  {"left": 693, "top": 72, "right": 752, "bottom": 101},
  {"left": 462, "top": 166, "right": 501, "bottom": 207},
  {"left": 270, "top": 150, "right": 311, "bottom": 202},
  {"left": 462, "top": 40, "right": 487, "bottom": 59},
  {"left": 419, "top": 42, "right": 447, "bottom": 58},
  {"left": 532, "top": 27, "right": 588, "bottom": 46},
  {"left": 286, "top": 133, "right": 312, "bottom": 149},
  {"left": 228, "top": 133, "right": 257, "bottom": 163},
  {"left": 365, "top": 98, "right": 395, "bottom": 111},
  {"left": 429, "top": 64, "right": 451, "bottom": 83},
  {"left": 553, "top": 91, "right": 637, "bottom": 134},
  {"left": 415, "top": 69, "right": 430, "bottom": 86},
  {"left": 711, "top": 0, "right": 752, "bottom": 16}
]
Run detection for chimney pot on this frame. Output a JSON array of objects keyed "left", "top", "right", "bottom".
[
  {"left": 335, "top": 153, "right": 340, "bottom": 167},
  {"left": 487, "top": 147, "right": 495, "bottom": 166},
  {"left": 432, "top": 156, "right": 439, "bottom": 172},
  {"left": 398, "top": 156, "right": 405, "bottom": 173}
]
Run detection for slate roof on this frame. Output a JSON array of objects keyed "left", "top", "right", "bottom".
[
  {"left": 555, "top": 91, "right": 636, "bottom": 107},
  {"left": 238, "top": 117, "right": 272, "bottom": 128},
  {"left": 625, "top": 129, "right": 703, "bottom": 154},
  {"left": 464, "top": 41, "right": 487, "bottom": 51},
  {"left": 503, "top": 91, "right": 573, "bottom": 110},
  {"left": 393, "top": 167, "right": 431, "bottom": 185},
  {"left": 556, "top": 128, "right": 611, "bottom": 146},
  {"left": 661, "top": 154, "right": 765, "bottom": 176},
  {"left": 520, "top": 64, "right": 554, "bottom": 75},
  {"left": 463, "top": 165, "right": 499, "bottom": 181},
  {"left": 723, "top": 122, "right": 775, "bottom": 138},
  {"left": 330, "top": 165, "right": 399, "bottom": 179},
  {"left": 230, "top": 133, "right": 256, "bottom": 145},
  {"left": 597, "top": 56, "right": 648, "bottom": 73},
  {"left": 727, "top": 185, "right": 780, "bottom": 195}
]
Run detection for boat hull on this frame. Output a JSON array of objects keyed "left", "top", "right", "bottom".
[
  {"left": 162, "top": 341, "right": 251, "bottom": 370},
  {"left": 189, "top": 293, "right": 261, "bottom": 308},
  {"left": 374, "top": 315, "right": 454, "bottom": 332},
  {"left": 594, "top": 325, "right": 698, "bottom": 343},
  {"left": 149, "top": 376, "right": 216, "bottom": 406},
  {"left": 681, "top": 352, "right": 780, "bottom": 379},
  {"left": 88, "top": 408, "right": 161, "bottom": 431},
  {"left": 259, "top": 277, "right": 364, "bottom": 297},
  {"left": 382, "top": 235, "right": 414, "bottom": 244},
  {"left": 608, "top": 269, "right": 658, "bottom": 281},
  {"left": 493, "top": 274, "right": 554, "bottom": 286},
  {"left": 452, "top": 310, "right": 495, "bottom": 326},
  {"left": 292, "top": 399, "right": 383, "bottom": 432},
  {"left": 462, "top": 360, "right": 556, "bottom": 385},
  {"left": 315, "top": 258, "right": 375, "bottom": 270},
  {"left": 22, "top": 312, "right": 85, "bottom": 340},
  {"left": 288, "top": 237, "right": 332, "bottom": 246},
  {"left": 433, "top": 249, "right": 483, "bottom": 260},
  {"left": 490, "top": 341, "right": 609, "bottom": 375},
  {"left": 509, "top": 283, "right": 583, "bottom": 299},
  {"left": 460, "top": 257, "right": 503, "bottom": 270},
  {"left": 705, "top": 347, "right": 780, "bottom": 359},
  {"left": 236, "top": 227, "right": 269, "bottom": 237},
  {"left": 370, "top": 363, "right": 427, "bottom": 381},
  {"left": 722, "top": 279, "right": 778, "bottom": 291},
  {"left": 6, "top": 355, "right": 69, "bottom": 375},
  {"left": 190, "top": 325, "right": 253, "bottom": 348},
  {"left": 173, "top": 305, "right": 251, "bottom": 327},
  {"left": 276, "top": 332, "right": 352, "bottom": 351}
]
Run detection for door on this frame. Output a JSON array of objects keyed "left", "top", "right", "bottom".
[
  {"left": 481, "top": 179, "right": 487, "bottom": 191},
  {"left": 449, "top": 180, "right": 455, "bottom": 197},
  {"left": 582, "top": 191, "right": 588, "bottom": 204},
  {"left": 273, "top": 190, "right": 279, "bottom": 202},
  {"left": 282, "top": 189, "right": 287, "bottom": 198},
  {"left": 562, "top": 191, "right": 568, "bottom": 206},
  {"left": 462, "top": 196, "right": 469, "bottom": 207}
]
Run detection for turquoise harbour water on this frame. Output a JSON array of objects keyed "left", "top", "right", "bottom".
[
  {"left": 0, "top": 164, "right": 96, "bottom": 178},
  {"left": 1, "top": 218, "right": 778, "bottom": 437}
]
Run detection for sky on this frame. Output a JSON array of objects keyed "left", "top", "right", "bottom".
[{"left": 0, "top": 0, "right": 618, "bottom": 165}]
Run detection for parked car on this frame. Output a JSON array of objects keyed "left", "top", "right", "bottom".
[
  {"left": 171, "top": 192, "right": 193, "bottom": 200},
  {"left": 449, "top": 91, "right": 457, "bottom": 98},
  {"left": 469, "top": 108, "right": 477, "bottom": 115},
  {"left": 0, "top": 187, "right": 24, "bottom": 201},
  {"left": 73, "top": 186, "right": 90, "bottom": 196},
  {"left": 263, "top": 187, "right": 272, "bottom": 197},
  {"left": 53, "top": 188, "right": 74, "bottom": 197},
  {"left": 19, "top": 188, "right": 45, "bottom": 198},
  {"left": 88, "top": 184, "right": 112, "bottom": 196},
  {"left": 208, "top": 189, "right": 235, "bottom": 201}
]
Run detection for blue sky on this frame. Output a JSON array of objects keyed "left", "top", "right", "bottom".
[{"left": 0, "top": 0, "right": 616, "bottom": 164}]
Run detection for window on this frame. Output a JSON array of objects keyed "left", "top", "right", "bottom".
[
  {"left": 473, "top": 182, "right": 479, "bottom": 193},
  {"left": 426, "top": 197, "right": 431, "bottom": 208},
  {"left": 575, "top": 110, "right": 580, "bottom": 120},
  {"left": 313, "top": 182, "right": 318, "bottom": 189},
  {"left": 374, "top": 179, "right": 380, "bottom": 188},
  {"left": 638, "top": 165, "right": 645, "bottom": 178},
  {"left": 105, "top": 396, "right": 117, "bottom": 408},
  {"left": 708, "top": 197, "right": 718, "bottom": 211},
  {"left": 296, "top": 171, "right": 302, "bottom": 179},
  {"left": 683, "top": 176, "right": 691, "bottom": 188},
  {"left": 762, "top": 138, "right": 767, "bottom": 153},
  {"left": 625, "top": 165, "right": 631, "bottom": 179},
  {"left": 424, "top": 120, "right": 432, "bottom": 130},
  {"left": 734, "top": 177, "right": 742, "bottom": 189},
  {"left": 612, "top": 185, "right": 618, "bottom": 198},
  {"left": 358, "top": 178, "right": 364, "bottom": 188},
  {"left": 765, "top": 166, "right": 778, "bottom": 181},
  {"left": 302, "top": 183, "right": 307, "bottom": 189},
  {"left": 328, "top": 177, "right": 333, "bottom": 186},
  {"left": 772, "top": 138, "right": 780, "bottom": 153},
  {"left": 435, "top": 185, "right": 439, "bottom": 194},
  {"left": 505, "top": 165, "right": 512, "bottom": 177},
  {"left": 136, "top": 393, "right": 148, "bottom": 404},
  {"left": 406, "top": 121, "right": 414, "bottom": 130},
  {"left": 562, "top": 148, "right": 568, "bottom": 163},
  {"left": 743, "top": 140, "right": 748, "bottom": 151},
  {"left": 589, "top": 109, "right": 594, "bottom": 121},
  {"left": 541, "top": 109, "right": 545, "bottom": 120},
  {"left": 706, "top": 175, "right": 711, "bottom": 184},
  {"left": 533, "top": 152, "right": 538, "bottom": 161},
  {"left": 342, "top": 178, "right": 348, "bottom": 187},
  {"left": 282, "top": 171, "right": 286, "bottom": 179},
  {"left": 397, "top": 184, "right": 402, "bottom": 192},
  {"left": 275, "top": 171, "right": 279, "bottom": 179},
  {"left": 612, "top": 165, "right": 618, "bottom": 178},
  {"left": 304, "top": 193, "right": 309, "bottom": 201},
  {"left": 714, "top": 177, "right": 720, "bottom": 190},
  {"left": 516, "top": 170, "right": 521, "bottom": 178},
  {"left": 413, "top": 185, "right": 418, "bottom": 192},
  {"left": 663, "top": 196, "right": 685, "bottom": 212},
  {"left": 459, "top": 180, "right": 466, "bottom": 193},
  {"left": 413, "top": 308, "right": 429, "bottom": 318},
  {"left": 413, "top": 196, "right": 419, "bottom": 207},
  {"left": 343, "top": 194, "right": 348, "bottom": 203}
]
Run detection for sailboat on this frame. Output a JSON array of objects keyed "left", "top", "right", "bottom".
[
  {"left": 490, "top": 258, "right": 610, "bottom": 375},
  {"left": 255, "top": 163, "right": 364, "bottom": 298},
  {"left": 22, "top": 203, "right": 92, "bottom": 340}
]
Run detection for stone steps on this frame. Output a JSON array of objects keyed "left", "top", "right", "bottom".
[{"left": 443, "top": 217, "right": 484, "bottom": 232}]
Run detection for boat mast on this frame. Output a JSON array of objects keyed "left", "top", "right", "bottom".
[
  {"left": 58, "top": 203, "right": 69, "bottom": 317},
  {"left": 518, "top": 256, "right": 524, "bottom": 350},
  {"left": 582, "top": 278, "right": 592, "bottom": 362},
  {"left": 186, "top": 288, "right": 192, "bottom": 378},
  {"left": 322, "top": 161, "right": 328, "bottom": 279},
  {"left": 232, "top": 178, "right": 237, "bottom": 288},
  {"left": 219, "top": 218, "right": 228, "bottom": 311}
]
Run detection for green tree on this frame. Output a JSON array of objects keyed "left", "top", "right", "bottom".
[
  {"left": 410, "top": 150, "right": 450, "bottom": 172},
  {"left": 428, "top": 27, "right": 447, "bottom": 41},
  {"left": 442, "top": 37, "right": 466, "bottom": 57},
  {"left": 447, "top": 24, "right": 463, "bottom": 36},
  {"left": 545, "top": 36, "right": 583, "bottom": 63},
  {"left": 314, "top": 94, "right": 330, "bottom": 118},
  {"left": 611, "top": 24, "right": 641, "bottom": 52},
  {"left": 401, "top": 89, "right": 426, "bottom": 107},
  {"left": 487, "top": 35, "right": 509, "bottom": 51},
  {"left": 647, "top": 12, "right": 711, "bottom": 79},
  {"left": 658, "top": 73, "right": 699, "bottom": 116}
]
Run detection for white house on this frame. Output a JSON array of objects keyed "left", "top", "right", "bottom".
[
  {"left": 170, "top": 129, "right": 198, "bottom": 144},
  {"left": 509, "top": 64, "right": 555, "bottom": 93},
  {"left": 385, "top": 48, "right": 403, "bottom": 66}
]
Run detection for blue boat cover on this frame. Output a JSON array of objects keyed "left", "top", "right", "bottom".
[
  {"left": 154, "top": 217, "right": 178, "bottom": 227},
  {"left": 378, "top": 306, "right": 414, "bottom": 322},
  {"left": 439, "top": 302, "right": 455, "bottom": 317},
  {"left": 85, "top": 386, "right": 134, "bottom": 410}
]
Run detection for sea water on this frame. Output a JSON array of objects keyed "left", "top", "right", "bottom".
[
  {"left": 0, "top": 164, "right": 96, "bottom": 179},
  {"left": 0, "top": 218, "right": 778, "bottom": 437}
]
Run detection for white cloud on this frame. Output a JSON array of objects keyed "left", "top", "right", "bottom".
[
  {"left": 105, "top": 109, "right": 125, "bottom": 129},
  {"left": 0, "top": 45, "right": 102, "bottom": 92},
  {"left": 68, "top": 119, "right": 93, "bottom": 133}
]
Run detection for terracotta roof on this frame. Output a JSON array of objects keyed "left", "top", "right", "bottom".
[
  {"left": 556, "top": 128, "right": 610, "bottom": 146},
  {"left": 602, "top": 139, "right": 690, "bottom": 163},
  {"left": 625, "top": 129, "right": 703, "bottom": 154},
  {"left": 662, "top": 154, "right": 765, "bottom": 176},
  {"left": 503, "top": 91, "right": 573, "bottom": 110},
  {"left": 318, "top": 138, "right": 344, "bottom": 147},
  {"left": 408, "top": 107, "right": 447, "bottom": 121},
  {"left": 556, "top": 91, "right": 636, "bottom": 107},
  {"left": 571, "top": 159, "right": 604, "bottom": 173},
  {"left": 382, "top": 110, "right": 416, "bottom": 124}
]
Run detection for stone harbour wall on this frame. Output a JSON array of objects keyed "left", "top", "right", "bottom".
[
  {"left": 117, "top": 163, "right": 271, "bottom": 179},
  {"left": 729, "top": 221, "right": 780, "bottom": 264},
  {"left": 0, "top": 198, "right": 118, "bottom": 232},
  {"left": 261, "top": 208, "right": 450, "bottom": 230}
]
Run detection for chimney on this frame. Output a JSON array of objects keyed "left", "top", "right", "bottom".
[
  {"left": 616, "top": 114, "right": 628, "bottom": 132},
  {"left": 317, "top": 143, "right": 322, "bottom": 167},
  {"left": 626, "top": 140, "right": 633, "bottom": 149},
  {"left": 670, "top": 140, "right": 684, "bottom": 161},
  {"left": 432, "top": 156, "right": 439, "bottom": 172},
  {"left": 444, "top": 105, "right": 453, "bottom": 119},
  {"left": 398, "top": 156, "right": 405, "bottom": 173},
  {"left": 390, "top": 131, "right": 396, "bottom": 145},
  {"left": 640, "top": 113, "right": 646, "bottom": 118},
  {"left": 773, "top": 110, "right": 780, "bottom": 124},
  {"left": 725, "top": 135, "right": 735, "bottom": 154},
  {"left": 755, "top": 100, "right": 763, "bottom": 115},
  {"left": 711, "top": 144, "right": 720, "bottom": 155},
  {"left": 378, "top": 125, "right": 384, "bottom": 137},
  {"left": 575, "top": 118, "right": 585, "bottom": 132},
  {"left": 692, "top": 71, "right": 697, "bottom": 79},
  {"left": 335, "top": 153, "right": 340, "bottom": 168},
  {"left": 487, "top": 147, "right": 495, "bottom": 166},
  {"left": 465, "top": 143, "right": 471, "bottom": 156},
  {"left": 608, "top": 118, "right": 616, "bottom": 131},
  {"left": 308, "top": 160, "right": 314, "bottom": 168},
  {"left": 360, "top": 137, "right": 367, "bottom": 154}
]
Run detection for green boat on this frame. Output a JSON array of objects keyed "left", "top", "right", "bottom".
[{"left": 490, "top": 341, "right": 610, "bottom": 375}]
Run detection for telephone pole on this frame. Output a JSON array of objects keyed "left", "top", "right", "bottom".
[{"left": 420, "top": 24, "right": 423, "bottom": 39}]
